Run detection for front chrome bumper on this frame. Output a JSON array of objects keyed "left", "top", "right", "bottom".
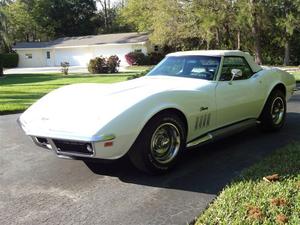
[
  {"left": 17, "top": 117, "right": 116, "bottom": 159},
  {"left": 31, "top": 136, "right": 96, "bottom": 158}
]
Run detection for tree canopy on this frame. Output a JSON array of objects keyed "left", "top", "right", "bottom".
[{"left": 1, "top": 0, "right": 300, "bottom": 65}]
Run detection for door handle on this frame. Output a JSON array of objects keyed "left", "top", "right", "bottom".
[{"left": 200, "top": 107, "right": 208, "bottom": 111}]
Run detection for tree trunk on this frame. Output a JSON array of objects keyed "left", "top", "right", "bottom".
[
  {"left": 252, "top": 21, "right": 262, "bottom": 65},
  {"left": 0, "top": 58, "right": 3, "bottom": 77},
  {"left": 206, "top": 40, "right": 210, "bottom": 50},
  {"left": 284, "top": 40, "right": 290, "bottom": 66},
  {"left": 237, "top": 30, "right": 241, "bottom": 50},
  {"left": 215, "top": 28, "right": 220, "bottom": 48},
  {"left": 99, "top": 0, "right": 109, "bottom": 32},
  {"left": 250, "top": 0, "right": 263, "bottom": 65}
]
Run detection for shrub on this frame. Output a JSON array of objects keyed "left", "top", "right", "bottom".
[
  {"left": 0, "top": 53, "right": 19, "bottom": 68},
  {"left": 148, "top": 52, "right": 165, "bottom": 65},
  {"left": 106, "top": 55, "right": 121, "bottom": 73},
  {"left": 125, "top": 52, "right": 149, "bottom": 66},
  {"left": 88, "top": 56, "right": 107, "bottom": 74},
  {"left": 88, "top": 55, "right": 120, "bottom": 74},
  {"left": 60, "top": 62, "right": 70, "bottom": 75}
]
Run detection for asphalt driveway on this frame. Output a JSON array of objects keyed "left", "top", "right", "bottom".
[{"left": 0, "top": 87, "right": 299, "bottom": 225}]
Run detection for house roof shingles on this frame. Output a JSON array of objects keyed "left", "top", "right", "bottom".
[{"left": 13, "top": 32, "right": 149, "bottom": 49}]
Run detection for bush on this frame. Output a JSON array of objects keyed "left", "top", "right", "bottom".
[
  {"left": 148, "top": 52, "right": 165, "bottom": 65},
  {"left": 0, "top": 53, "right": 19, "bottom": 68},
  {"left": 60, "top": 62, "right": 70, "bottom": 75},
  {"left": 88, "top": 56, "right": 107, "bottom": 74},
  {"left": 125, "top": 52, "right": 149, "bottom": 66},
  {"left": 88, "top": 55, "right": 120, "bottom": 74},
  {"left": 106, "top": 55, "right": 121, "bottom": 73}
]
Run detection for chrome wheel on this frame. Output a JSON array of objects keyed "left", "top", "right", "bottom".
[
  {"left": 271, "top": 97, "right": 285, "bottom": 125},
  {"left": 150, "top": 123, "right": 181, "bottom": 164}
]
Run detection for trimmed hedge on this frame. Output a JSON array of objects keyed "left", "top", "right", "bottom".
[{"left": 0, "top": 53, "right": 19, "bottom": 68}]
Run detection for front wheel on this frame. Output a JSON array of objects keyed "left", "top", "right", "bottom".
[
  {"left": 259, "top": 89, "right": 286, "bottom": 132},
  {"left": 128, "top": 113, "right": 186, "bottom": 174}
]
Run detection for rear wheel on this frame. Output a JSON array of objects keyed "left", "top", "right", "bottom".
[
  {"left": 259, "top": 89, "right": 286, "bottom": 131},
  {"left": 128, "top": 113, "right": 186, "bottom": 174}
]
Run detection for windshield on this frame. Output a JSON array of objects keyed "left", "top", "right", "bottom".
[{"left": 147, "top": 56, "right": 221, "bottom": 80}]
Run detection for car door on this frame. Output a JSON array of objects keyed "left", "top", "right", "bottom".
[{"left": 215, "top": 56, "right": 261, "bottom": 128}]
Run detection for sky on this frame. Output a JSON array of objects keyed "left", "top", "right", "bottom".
[{"left": 96, "top": 0, "right": 121, "bottom": 10}]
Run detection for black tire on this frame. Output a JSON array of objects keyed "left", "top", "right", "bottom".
[
  {"left": 128, "top": 113, "right": 186, "bottom": 174},
  {"left": 259, "top": 89, "right": 286, "bottom": 132}
]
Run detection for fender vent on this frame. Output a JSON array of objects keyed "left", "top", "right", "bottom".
[{"left": 195, "top": 113, "right": 211, "bottom": 130}]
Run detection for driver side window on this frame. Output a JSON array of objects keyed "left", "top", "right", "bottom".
[{"left": 220, "top": 57, "right": 254, "bottom": 81}]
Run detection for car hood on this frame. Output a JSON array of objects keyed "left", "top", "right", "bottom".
[{"left": 20, "top": 76, "right": 210, "bottom": 139}]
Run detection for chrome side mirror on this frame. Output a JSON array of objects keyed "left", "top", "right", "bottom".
[{"left": 229, "top": 69, "right": 243, "bottom": 84}]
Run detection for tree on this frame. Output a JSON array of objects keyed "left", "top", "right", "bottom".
[
  {"left": 4, "top": 0, "right": 41, "bottom": 42},
  {"left": 271, "top": 0, "right": 300, "bottom": 65},
  {"left": 97, "top": 0, "right": 110, "bottom": 31},
  {"left": 94, "top": 0, "right": 130, "bottom": 33},
  {"left": 0, "top": 0, "right": 10, "bottom": 52},
  {"left": 33, "top": 0, "right": 97, "bottom": 38}
]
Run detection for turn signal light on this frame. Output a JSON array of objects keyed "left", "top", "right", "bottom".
[{"left": 104, "top": 141, "right": 113, "bottom": 147}]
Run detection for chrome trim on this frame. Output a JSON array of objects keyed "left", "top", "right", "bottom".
[
  {"left": 187, "top": 134, "right": 213, "bottom": 148},
  {"left": 150, "top": 122, "right": 181, "bottom": 164},
  {"left": 51, "top": 138, "right": 96, "bottom": 158},
  {"left": 17, "top": 117, "right": 25, "bottom": 131},
  {"left": 31, "top": 136, "right": 53, "bottom": 150},
  {"left": 31, "top": 136, "right": 98, "bottom": 158},
  {"left": 211, "top": 119, "right": 256, "bottom": 139},
  {"left": 187, "top": 119, "right": 257, "bottom": 148},
  {"left": 57, "top": 154, "right": 78, "bottom": 160},
  {"left": 96, "top": 134, "right": 116, "bottom": 142},
  {"left": 271, "top": 97, "right": 285, "bottom": 125}
]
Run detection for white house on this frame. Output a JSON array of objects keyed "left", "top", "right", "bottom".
[{"left": 13, "top": 32, "right": 154, "bottom": 67}]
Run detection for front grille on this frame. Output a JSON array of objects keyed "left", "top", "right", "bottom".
[{"left": 52, "top": 139, "right": 94, "bottom": 155}]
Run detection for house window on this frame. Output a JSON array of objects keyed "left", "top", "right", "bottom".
[
  {"left": 25, "top": 53, "right": 32, "bottom": 59},
  {"left": 46, "top": 51, "right": 51, "bottom": 59},
  {"left": 154, "top": 45, "right": 159, "bottom": 52}
]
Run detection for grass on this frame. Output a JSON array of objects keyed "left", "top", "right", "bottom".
[
  {"left": 125, "top": 65, "right": 154, "bottom": 72},
  {"left": 0, "top": 73, "right": 132, "bottom": 115},
  {"left": 195, "top": 143, "right": 300, "bottom": 225}
]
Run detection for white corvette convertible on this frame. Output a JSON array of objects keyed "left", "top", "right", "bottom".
[{"left": 18, "top": 50, "right": 296, "bottom": 174}]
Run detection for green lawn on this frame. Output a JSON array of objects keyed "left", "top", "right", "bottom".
[
  {"left": 125, "top": 65, "right": 154, "bottom": 72},
  {"left": 195, "top": 143, "right": 300, "bottom": 225},
  {"left": 0, "top": 73, "right": 132, "bottom": 115}
]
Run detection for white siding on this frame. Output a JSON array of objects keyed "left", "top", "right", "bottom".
[
  {"left": 15, "top": 42, "right": 149, "bottom": 68},
  {"left": 55, "top": 48, "right": 93, "bottom": 66},
  {"left": 16, "top": 49, "right": 46, "bottom": 68}
]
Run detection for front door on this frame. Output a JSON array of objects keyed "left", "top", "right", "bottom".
[{"left": 216, "top": 56, "right": 260, "bottom": 128}]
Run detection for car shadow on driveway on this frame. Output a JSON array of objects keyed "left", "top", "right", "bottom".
[{"left": 84, "top": 112, "right": 300, "bottom": 195}]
